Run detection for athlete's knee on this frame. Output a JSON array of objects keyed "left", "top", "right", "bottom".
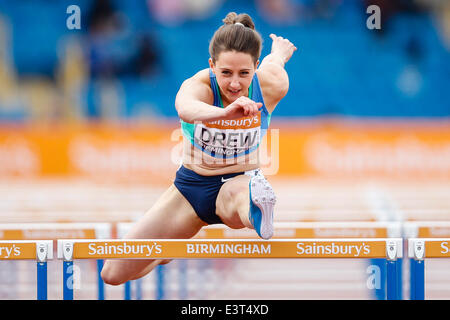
[
  {"left": 101, "top": 261, "right": 127, "bottom": 286},
  {"left": 223, "top": 184, "right": 248, "bottom": 205}
]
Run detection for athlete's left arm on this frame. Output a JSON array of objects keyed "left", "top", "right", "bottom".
[{"left": 257, "top": 34, "right": 297, "bottom": 113}]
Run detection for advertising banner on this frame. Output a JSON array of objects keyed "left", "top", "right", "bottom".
[{"left": 0, "top": 119, "right": 448, "bottom": 182}]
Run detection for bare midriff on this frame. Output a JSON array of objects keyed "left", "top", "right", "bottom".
[{"left": 182, "top": 139, "right": 259, "bottom": 176}]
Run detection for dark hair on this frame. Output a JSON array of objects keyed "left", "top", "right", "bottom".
[{"left": 209, "top": 12, "right": 262, "bottom": 65}]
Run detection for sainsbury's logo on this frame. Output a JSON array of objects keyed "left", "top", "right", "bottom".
[
  {"left": 88, "top": 242, "right": 162, "bottom": 256},
  {"left": 206, "top": 116, "right": 260, "bottom": 129},
  {"left": 0, "top": 245, "right": 21, "bottom": 259},
  {"left": 296, "top": 242, "right": 371, "bottom": 257}
]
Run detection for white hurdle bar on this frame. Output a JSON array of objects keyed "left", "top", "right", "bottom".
[
  {"left": 0, "top": 240, "right": 53, "bottom": 300},
  {"left": 57, "top": 238, "right": 403, "bottom": 300},
  {"left": 0, "top": 223, "right": 111, "bottom": 300}
]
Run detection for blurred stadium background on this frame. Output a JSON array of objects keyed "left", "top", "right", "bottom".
[{"left": 0, "top": 0, "right": 449, "bottom": 299}]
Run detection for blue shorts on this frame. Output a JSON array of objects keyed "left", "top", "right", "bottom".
[{"left": 174, "top": 165, "right": 246, "bottom": 224}]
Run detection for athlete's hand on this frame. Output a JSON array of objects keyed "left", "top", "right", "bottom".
[
  {"left": 269, "top": 34, "right": 297, "bottom": 65},
  {"left": 223, "top": 96, "right": 262, "bottom": 120}
]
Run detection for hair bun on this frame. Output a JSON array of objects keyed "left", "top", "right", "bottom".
[
  {"left": 222, "top": 12, "right": 255, "bottom": 30},
  {"left": 222, "top": 12, "right": 238, "bottom": 25}
]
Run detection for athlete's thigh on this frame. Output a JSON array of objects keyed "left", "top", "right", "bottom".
[
  {"left": 215, "top": 174, "right": 251, "bottom": 228},
  {"left": 124, "top": 184, "right": 207, "bottom": 239},
  {"left": 103, "top": 184, "right": 207, "bottom": 281}
]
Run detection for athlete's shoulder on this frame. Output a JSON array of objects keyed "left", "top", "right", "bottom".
[
  {"left": 187, "top": 68, "right": 211, "bottom": 85},
  {"left": 177, "top": 68, "right": 213, "bottom": 104}
]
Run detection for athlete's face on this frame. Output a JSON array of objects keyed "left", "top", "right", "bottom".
[{"left": 209, "top": 51, "right": 259, "bottom": 105}]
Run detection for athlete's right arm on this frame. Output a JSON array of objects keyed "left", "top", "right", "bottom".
[
  {"left": 175, "top": 71, "right": 261, "bottom": 124},
  {"left": 175, "top": 74, "right": 225, "bottom": 123}
]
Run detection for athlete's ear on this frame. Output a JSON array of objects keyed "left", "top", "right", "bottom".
[
  {"left": 208, "top": 58, "right": 215, "bottom": 71},
  {"left": 255, "top": 59, "right": 260, "bottom": 69}
]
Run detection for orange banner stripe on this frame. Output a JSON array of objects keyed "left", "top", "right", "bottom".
[
  {"left": 425, "top": 240, "right": 450, "bottom": 258},
  {"left": 0, "top": 242, "right": 37, "bottom": 260},
  {"left": 69, "top": 239, "right": 390, "bottom": 259}
]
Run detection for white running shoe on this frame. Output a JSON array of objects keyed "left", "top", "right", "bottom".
[{"left": 248, "top": 175, "right": 276, "bottom": 240}]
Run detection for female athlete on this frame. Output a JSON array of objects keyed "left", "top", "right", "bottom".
[{"left": 101, "top": 12, "right": 297, "bottom": 285}]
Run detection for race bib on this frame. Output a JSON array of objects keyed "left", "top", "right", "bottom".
[{"left": 193, "top": 115, "right": 261, "bottom": 158}]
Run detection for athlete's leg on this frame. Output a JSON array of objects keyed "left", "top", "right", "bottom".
[
  {"left": 215, "top": 175, "right": 252, "bottom": 229},
  {"left": 101, "top": 184, "right": 207, "bottom": 285},
  {"left": 216, "top": 172, "right": 276, "bottom": 239}
]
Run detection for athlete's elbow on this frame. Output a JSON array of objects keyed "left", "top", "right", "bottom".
[
  {"left": 275, "top": 79, "right": 289, "bottom": 100},
  {"left": 178, "top": 109, "right": 195, "bottom": 124},
  {"left": 175, "top": 103, "right": 192, "bottom": 123},
  {"left": 280, "top": 81, "right": 289, "bottom": 97}
]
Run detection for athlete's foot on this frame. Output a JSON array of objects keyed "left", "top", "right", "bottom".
[{"left": 248, "top": 175, "right": 276, "bottom": 240}]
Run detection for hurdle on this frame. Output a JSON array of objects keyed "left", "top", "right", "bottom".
[
  {"left": 405, "top": 222, "right": 450, "bottom": 300},
  {"left": 408, "top": 238, "right": 450, "bottom": 300},
  {"left": 0, "top": 223, "right": 110, "bottom": 300},
  {"left": 57, "top": 238, "right": 403, "bottom": 300},
  {"left": 202, "top": 222, "right": 403, "bottom": 300},
  {"left": 116, "top": 221, "right": 402, "bottom": 300},
  {"left": 0, "top": 240, "right": 53, "bottom": 300}
]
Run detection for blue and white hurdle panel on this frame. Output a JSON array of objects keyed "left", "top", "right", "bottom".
[
  {"left": 0, "top": 223, "right": 110, "bottom": 300},
  {"left": 57, "top": 237, "right": 403, "bottom": 300},
  {"left": 405, "top": 222, "right": 450, "bottom": 300},
  {"left": 0, "top": 240, "right": 52, "bottom": 300}
]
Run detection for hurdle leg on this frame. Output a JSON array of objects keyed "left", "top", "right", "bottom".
[
  {"left": 178, "top": 260, "right": 188, "bottom": 299},
  {"left": 97, "top": 260, "right": 105, "bottom": 300},
  {"left": 63, "top": 261, "right": 74, "bottom": 300},
  {"left": 123, "top": 280, "right": 143, "bottom": 300},
  {"left": 397, "top": 258, "right": 403, "bottom": 300},
  {"left": 369, "top": 258, "right": 386, "bottom": 300},
  {"left": 124, "top": 281, "right": 131, "bottom": 300},
  {"left": 410, "top": 259, "right": 425, "bottom": 300},
  {"left": 37, "top": 261, "right": 47, "bottom": 300},
  {"left": 386, "top": 259, "right": 399, "bottom": 300},
  {"left": 135, "top": 279, "right": 142, "bottom": 300},
  {"left": 36, "top": 241, "right": 50, "bottom": 300},
  {"left": 156, "top": 264, "right": 165, "bottom": 300},
  {"left": 410, "top": 258, "right": 415, "bottom": 300}
]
